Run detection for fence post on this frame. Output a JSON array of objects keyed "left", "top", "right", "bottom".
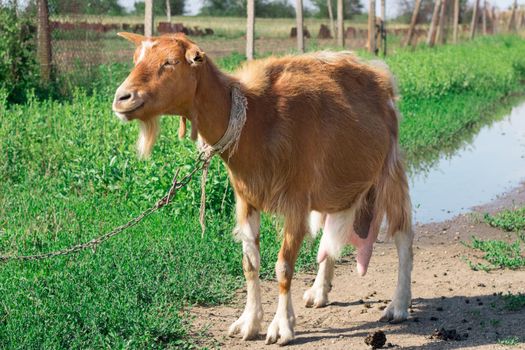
[
  {"left": 296, "top": 0, "right": 305, "bottom": 52},
  {"left": 145, "top": 0, "right": 154, "bottom": 37},
  {"left": 406, "top": 0, "right": 422, "bottom": 46},
  {"left": 519, "top": 7, "right": 525, "bottom": 29},
  {"left": 453, "top": 0, "right": 459, "bottom": 42},
  {"left": 470, "top": 0, "right": 479, "bottom": 39},
  {"left": 166, "top": 0, "right": 171, "bottom": 23},
  {"left": 427, "top": 0, "right": 441, "bottom": 47},
  {"left": 368, "top": 0, "right": 376, "bottom": 54},
  {"left": 337, "top": 0, "right": 344, "bottom": 47},
  {"left": 482, "top": 0, "right": 487, "bottom": 34},
  {"left": 327, "top": 0, "right": 336, "bottom": 39},
  {"left": 508, "top": 0, "right": 517, "bottom": 31},
  {"left": 436, "top": 0, "right": 447, "bottom": 44},
  {"left": 37, "top": 0, "right": 52, "bottom": 83},
  {"left": 246, "top": 0, "right": 255, "bottom": 60},
  {"left": 492, "top": 6, "right": 498, "bottom": 33}
]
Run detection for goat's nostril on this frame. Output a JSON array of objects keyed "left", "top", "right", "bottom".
[{"left": 118, "top": 93, "right": 132, "bottom": 102}]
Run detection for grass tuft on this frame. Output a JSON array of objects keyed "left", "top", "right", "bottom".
[{"left": 484, "top": 207, "right": 525, "bottom": 232}]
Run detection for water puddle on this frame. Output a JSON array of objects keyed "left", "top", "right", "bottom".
[{"left": 409, "top": 102, "right": 525, "bottom": 224}]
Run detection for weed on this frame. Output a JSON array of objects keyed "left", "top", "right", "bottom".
[
  {"left": 498, "top": 336, "right": 521, "bottom": 346},
  {"left": 465, "top": 236, "right": 525, "bottom": 270},
  {"left": 484, "top": 207, "right": 525, "bottom": 232},
  {"left": 502, "top": 293, "right": 525, "bottom": 311}
]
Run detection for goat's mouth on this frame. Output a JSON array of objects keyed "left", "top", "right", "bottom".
[{"left": 113, "top": 102, "right": 145, "bottom": 121}]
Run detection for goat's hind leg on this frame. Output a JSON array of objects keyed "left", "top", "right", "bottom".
[
  {"left": 379, "top": 155, "right": 414, "bottom": 323},
  {"left": 380, "top": 227, "right": 414, "bottom": 323},
  {"left": 228, "top": 200, "right": 263, "bottom": 340},
  {"left": 303, "top": 257, "right": 335, "bottom": 308}
]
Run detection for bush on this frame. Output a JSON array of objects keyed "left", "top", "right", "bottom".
[{"left": 0, "top": 6, "right": 38, "bottom": 103}]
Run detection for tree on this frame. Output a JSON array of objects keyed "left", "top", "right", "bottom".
[
  {"left": 48, "top": 0, "right": 124, "bottom": 15},
  {"left": 200, "top": 0, "right": 295, "bottom": 18},
  {"left": 133, "top": 0, "right": 185, "bottom": 16},
  {"left": 312, "top": 0, "right": 363, "bottom": 19}
]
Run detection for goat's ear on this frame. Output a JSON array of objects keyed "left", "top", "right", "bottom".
[
  {"left": 185, "top": 44, "right": 206, "bottom": 66},
  {"left": 117, "top": 32, "right": 145, "bottom": 46}
]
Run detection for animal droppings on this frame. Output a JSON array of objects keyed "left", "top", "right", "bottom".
[
  {"left": 430, "top": 328, "right": 467, "bottom": 341},
  {"left": 365, "top": 330, "right": 387, "bottom": 349}
]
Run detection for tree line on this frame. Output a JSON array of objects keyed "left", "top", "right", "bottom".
[{"left": 37, "top": 0, "right": 366, "bottom": 19}]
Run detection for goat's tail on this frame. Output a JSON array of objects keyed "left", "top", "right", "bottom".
[{"left": 372, "top": 139, "right": 412, "bottom": 237}]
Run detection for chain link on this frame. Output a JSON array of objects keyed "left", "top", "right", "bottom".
[{"left": 0, "top": 151, "right": 211, "bottom": 263}]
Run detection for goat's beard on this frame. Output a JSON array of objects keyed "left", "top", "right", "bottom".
[{"left": 137, "top": 117, "right": 160, "bottom": 158}]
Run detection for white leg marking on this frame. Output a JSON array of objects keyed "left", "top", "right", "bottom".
[
  {"left": 228, "top": 211, "right": 263, "bottom": 340},
  {"left": 380, "top": 229, "right": 413, "bottom": 323},
  {"left": 303, "top": 257, "right": 335, "bottom": 308},
  {"left": 317, "top": 207, "right": 356, "bottom": 263},
  {"left": 266, "top": 292, "right": 295, "bottom": 345}
]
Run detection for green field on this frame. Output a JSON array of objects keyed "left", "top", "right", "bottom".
[{"left": 1, "top": 35, "right": 525, "bottom": 348}]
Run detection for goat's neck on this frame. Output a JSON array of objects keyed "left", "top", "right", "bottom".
[{"left": 191, "top": 61, "right": 232, "bottom": 147}]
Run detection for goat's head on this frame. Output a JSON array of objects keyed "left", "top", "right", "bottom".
[{"left": 113, "top": 32, "right": 205, "bottom": 156}]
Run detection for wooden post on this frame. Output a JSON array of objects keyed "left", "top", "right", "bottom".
[
  {"left": 508, "top": 0, "right": 517, "bottom": 32},
  {"left": 406, "top": 0, "right": 422, "bottom": 46},
  {"left": 246, "top": 0, "right": 255, "bottom": 60},
  {"left": 492, "top": 6, "right": 498, "bottom": 33},
  {"left": 380, "top": 0, "right": 386, "bottom": 55},
  {"left": 295, "top": 0, "right": 305, "bottom": 52},
  {"left": 482, "top": 0, "right": 487, "bottom": 34},
  {"left": 144, "top": 0, "right": 154, "bottom": 37},
  {"left": 518, "top": 7, "right": 525, "bottom": 29},
  {"left": 166, "top": 0, "right": 171, "bottom": 23},
  {"left": 453, "top": 0, "right": 459, "bottom": 43},
  {"left": 469, "top": 0, "right": 479, "bottom": 39},
  {"left": 337, "top": 0, "right": 344, "bottom": 47},
  {"left": 427, "top": 0, "right": 441, "bottom": 47},
  {"left": 436, "top": 0, "right": 447, "bottom": 44},
  {"left": 327, "top": 0, "right": 336, "bottom": 39},
  {"left": 368, "top": 0, "right": 376, "bottom": 54},
  {"left": 37, "top": 0, "right": 52, "bottom": 83}
]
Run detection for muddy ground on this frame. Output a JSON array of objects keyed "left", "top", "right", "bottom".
[{"left": 191, "top": 183, "right": 525, "bottom": 349}]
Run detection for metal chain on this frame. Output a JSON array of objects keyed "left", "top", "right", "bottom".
[{"left": 0, "top": 152, "right": 211, "bottom": 263}]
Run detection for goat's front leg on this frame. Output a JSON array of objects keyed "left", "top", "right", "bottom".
[
  {"left": 266, "top": 216, "right": 306, "bottom": 345},
  {"left": 228, "top": 200, "right": 263, "bottom": 340}
]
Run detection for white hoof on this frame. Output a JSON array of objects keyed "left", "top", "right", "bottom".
[
  {"left": 265, "top": 313, "right": 295, "bottom": 345},
  {"left": 303, "top": 284, "right": 329, "bottom": 308},
  {"left": 379, "top": 300, "right": 409, "bottom": 323},
  {"left": 228, "top": 309, "right": 263, "bottom": 340}
]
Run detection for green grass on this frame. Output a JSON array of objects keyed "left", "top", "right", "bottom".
[
  {"left": 465, "top": 206, "right": 525, "bottom": 271},
  {"left": 498, "top": 336, "right": 521, "bottom": 346},
  {"left": 1, "top": 35, "right": 525, "bottom": 348},
  {"left": 485, "top": 207, "right": 525, "bottom": 232},
  {"left": 502, "top": 292, "right": 525, "bottom": 311},
  {"left": 465, "top": 236, "right": 525, "bottom": 271}
]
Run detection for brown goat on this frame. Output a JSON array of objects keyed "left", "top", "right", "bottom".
[{"left": 113, "top": 33, "right": 414, "bottom": 345}]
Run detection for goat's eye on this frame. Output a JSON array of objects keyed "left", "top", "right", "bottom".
[{"left": 163, "top": 60, "right": 179, "bottom": 67}]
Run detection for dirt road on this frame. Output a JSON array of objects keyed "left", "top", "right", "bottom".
[{"left": 192, "top": 184, "right": 525, "bottom": 349}]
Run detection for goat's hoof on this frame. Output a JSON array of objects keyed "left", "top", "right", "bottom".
[
  {"left": 303, "top": 286, "right": 328, "bottom": 308},
  {"left": 265, "top": 314, "right": 295, "bottom": 345},
  {"left": 228, "top": 310, "right": 262, "bottom": 340},
  {"left": 379, "top": 302, "right": 409, "bottom": 324}
]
